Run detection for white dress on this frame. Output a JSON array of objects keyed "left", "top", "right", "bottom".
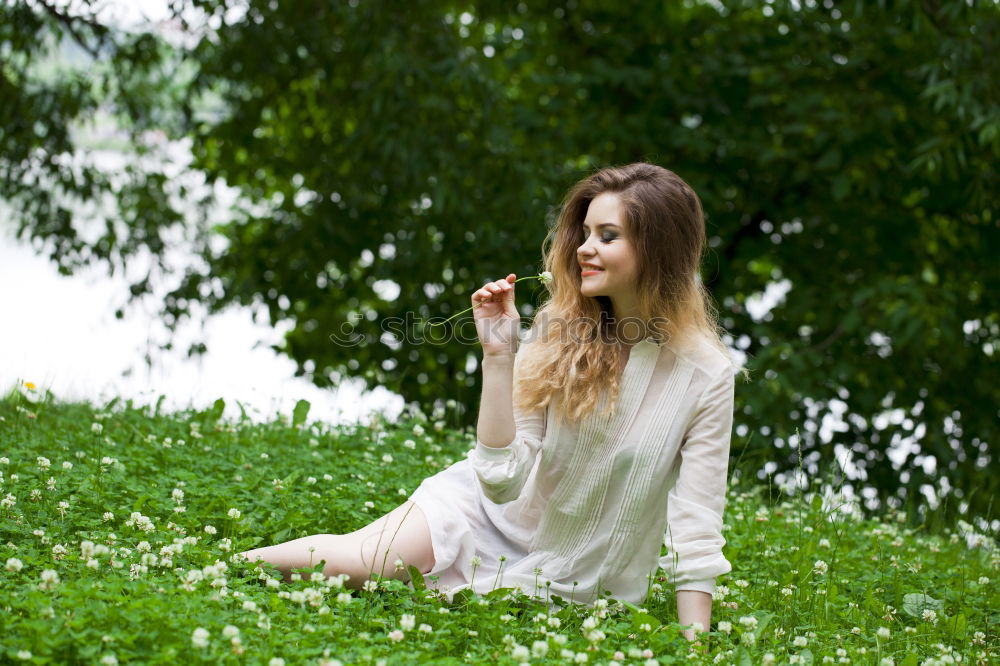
[{"left": 407, "top": 334, "right": 735, "bottom": 607}]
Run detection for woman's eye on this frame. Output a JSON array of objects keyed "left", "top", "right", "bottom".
[{"left": 600, "top": 234, "right": 616, "bottom": 243}]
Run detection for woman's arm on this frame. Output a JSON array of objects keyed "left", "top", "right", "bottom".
[
  {"left": 477, "top": 351, "right": 516, "bottom": 448},
  {"left": 658, "top": 366, "right": 736, "bottom": 640},
  {"left": 468, "top": 273, "right": 545, "bottom": 504},
  {"left": 677, "top": 590, "right": 712, "bottom": 643}
]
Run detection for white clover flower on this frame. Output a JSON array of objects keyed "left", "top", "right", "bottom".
[
  {"left": 400, "top": 614, "right": 415, "bottom": 631},
  {"left": 38, "top": 569, "right": 60, "bottom": 590},
  {"left": 922, "top": 609, "right": 937, "bottom": 624},
  {"left": 103, "top": 512, "right": 114, "bottom": 522},
  {"left": 171, "top": 488, "right": 184, "bottom": 503},
  {"left": 387, "top": 629, "right": 404, "bottom": 642},
  {"left": 37, "top": 456, "right": 50, "bottom": 470},
  {"left": 532, "top": 641, "right": 549, "bottom": 658},
  {"left": 242, "top": 600, "right": 257, "bottom": 612},
  {"left": 793, "top": 635, "right": 808, "bottom": 647},
  {"left": 51, "top": 544, "right": 67, "bottom": 560},
  {"left": 268, "top": 658, "right": 285, "bottom": 666},
  {"left": 418, "top": 623, "right": 432, "bottom": 633},
  {"left": 336, "top": 592, "right": 352, "bottom": 604},
  {"left": 62, "top": 461, "right": 72, "bottom": 470},
  {"left": 876, "top": 626, "right": 891, "bottom": 639},
  {"left": 510, "top": 644, "right": 529, "bottom": 661},
  {"left": 6, "top": 557, "right": 23, "bottom": 572},
  {"left": 381, "top": 454, "right": 393, "bottom": 463},
  {"left": 539, "top": 271, "right": 553, "bottom": 284},
  {"left": 191, "top": 628, "right": 210, "bottom": 648},
  {"left": 717, "top": 620, "right": 732, "bottom": 634},
  {"left": 762, "top": 654, "right": 776, "bottom": 666},
  {"left": 227, "top": 508, "right": 241, "bottom": 519},
  {"left": 813, "top": 559, "right": 828, "bottom": 575},
  {"left": 581, "top": 616, "right": 598, "bottom": 630},
  {"left": 204, "top": 525, "right": 217, "bottom": 536},
  {"left": 470, "top": 555, "right": 482, "bottom": 567},
  {"left": 99, "top": 655, "right": 118, "bottom": 666},
  {"left": 403, "top": 439, "right": 416, "bottom": 449},
  {"left": 500, "top": 614, "right": 514, "bottom": 623},
  {"left": 739, "top": 615, "right": 759, "bottom": 629},
  {"left": 91, "top": 423, "right": 103, "bottom": 434},
  {"left": 16, "top": 651, "right": 32, "bottom": 661},
  {"left": 574, "top": 652, "right": 588, "bottom": 663},
  {"left": 977, "top": 576, "right": 989, "bottom": 585}
]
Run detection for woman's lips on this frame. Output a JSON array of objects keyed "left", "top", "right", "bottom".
[{"left": 581, "top": 269, "right": 603, "bottom": 276}]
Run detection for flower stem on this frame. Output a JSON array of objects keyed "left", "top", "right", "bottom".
[{"left": 426, "top": 274, "right": 548, "bottom": 327}]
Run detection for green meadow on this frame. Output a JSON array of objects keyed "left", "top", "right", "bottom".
[{"left": 1, "top": 387, "right": 996, "bottom": 665}]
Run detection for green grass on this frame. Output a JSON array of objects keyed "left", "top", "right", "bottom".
[{"left": 0, "top": 385, "right": 996, "bottom": 665}]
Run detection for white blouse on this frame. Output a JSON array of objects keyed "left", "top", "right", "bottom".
[{"left": 408, "top": 333, "right": 735, "bottom": 607}]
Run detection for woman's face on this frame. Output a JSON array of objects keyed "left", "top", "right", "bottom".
[{"left": 575, "top": 192, "right": 640, "bottom": 319}]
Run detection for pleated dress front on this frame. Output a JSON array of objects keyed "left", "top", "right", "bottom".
[{"left": 407, "top": 335, "right": 736, "bottom": 607}]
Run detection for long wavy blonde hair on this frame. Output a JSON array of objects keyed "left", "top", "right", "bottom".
[{"left": 514, "top": 162, "right": 735, "bottom": 425}]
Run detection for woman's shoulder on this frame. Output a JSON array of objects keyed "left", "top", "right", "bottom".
[{"left": 663, "top": 330, "right": 734, "bottom": 380}]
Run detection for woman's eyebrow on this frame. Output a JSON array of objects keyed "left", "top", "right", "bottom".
[{"left": 581, "top": 222, "right": 620, "bottom": 230}]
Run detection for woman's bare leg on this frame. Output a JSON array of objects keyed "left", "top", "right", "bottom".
[{"left": 239, "top": 500, "right": 435, "bottom": 589}]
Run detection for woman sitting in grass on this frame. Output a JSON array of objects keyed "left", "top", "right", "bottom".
[{"left": 242, "top": 162, "right": 740, "bottom": 642}]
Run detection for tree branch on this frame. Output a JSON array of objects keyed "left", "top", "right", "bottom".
[{"left": 37, "top": 0, "right": 108, "bottom": 59}]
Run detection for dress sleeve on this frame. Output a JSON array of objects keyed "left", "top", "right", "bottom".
[
  {"left": 659, "top": 366, "right": 736, "bottom": 595},
  {"left": 467, "top": 349, "right": 546, "bottom": 505}
]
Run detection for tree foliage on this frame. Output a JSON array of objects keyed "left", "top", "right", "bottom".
[{"left": 2, "top": 0, "right": 998, "bottom": 522}]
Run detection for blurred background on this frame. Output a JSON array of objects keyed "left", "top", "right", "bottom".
[{"left": 1, "top": 0, "right": 997, "bottom": 527}]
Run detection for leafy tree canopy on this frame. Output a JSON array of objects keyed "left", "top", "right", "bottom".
[{"left": 2, "top": 0, "right": 998, "bottom": 523}]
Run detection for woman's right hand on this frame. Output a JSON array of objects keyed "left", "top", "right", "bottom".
[{"left": 472, "top": 273, "right": 520, "bottom": 356}]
